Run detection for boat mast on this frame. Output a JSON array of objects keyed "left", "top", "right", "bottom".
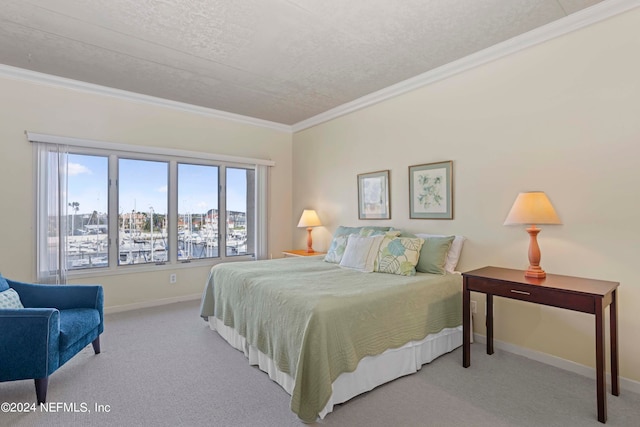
[{"left": 149, "top": 206, "right": 154, "bottom": 262}]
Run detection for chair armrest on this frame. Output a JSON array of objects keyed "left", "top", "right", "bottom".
[{"left": 0, "top": 308, "right": 60, "bottom": 380}]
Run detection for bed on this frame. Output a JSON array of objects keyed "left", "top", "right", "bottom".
[{"left": 199, "top": 254, "right": 463, "bottom": 422}]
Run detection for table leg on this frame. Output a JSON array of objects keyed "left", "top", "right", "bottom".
[
  {"left": 595, "top": 297, "right": 607, "bottom": 423},
  {"left": 463, "top": 278, "right": 470, "bottom": 368},
  {"left": 611, "top": 289, "right": 619, "bottom": 396},
  {"left": 486, "top": 293, "right": 494, "bottom": 355}
]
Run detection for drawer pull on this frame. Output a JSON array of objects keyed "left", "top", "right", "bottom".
[{"left": 510, "top": 289, "right": 531, "bottom": 295}]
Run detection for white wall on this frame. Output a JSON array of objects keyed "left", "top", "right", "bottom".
[
  {"left": 292, "top": 8, "right": 640, "bottom": 382},
  {"left": 0, "top": 76, "right": 292, "bottom": 310}
]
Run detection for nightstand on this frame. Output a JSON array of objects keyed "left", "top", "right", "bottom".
[
  {"left": 282, "top": 250, "right": 326, "bottom": 257},
  {"left": 462, "top": 266, "right": 619, "bottom": 423}
]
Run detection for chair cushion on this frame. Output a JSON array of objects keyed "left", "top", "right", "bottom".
[
  {"left": 59, "top": 308, "right": 101, "bottom": 350},
  {"left": 0, "top": 274, "right": 9, "bottom": 292}
]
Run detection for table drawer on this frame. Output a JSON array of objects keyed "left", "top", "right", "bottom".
[{"left": 466, "top": 277, "right": 595, "bottom": 313}]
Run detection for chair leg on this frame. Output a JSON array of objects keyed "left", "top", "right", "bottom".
[
  {"left": 35, "top": 377, "right": 48, "bottom": 404},
  {"left": 92, "top": 336, "right": 101, "bottom": 354}
]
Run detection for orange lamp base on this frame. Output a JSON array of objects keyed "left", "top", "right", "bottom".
[
  {"left": 306, "top": 227, "right": 314, "bottom": 253},
  {"left": 524, "top": 225, "right": 546, "bottom": 280},
  {"left": 525, "top": 266, "right": 546, "bottom": 279}
]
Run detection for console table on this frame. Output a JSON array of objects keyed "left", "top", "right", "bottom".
[{"left": 462, "top": 266, "right": 619, "bottom": 423}]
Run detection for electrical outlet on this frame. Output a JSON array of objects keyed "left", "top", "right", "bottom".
[
  {"left": 169, "top": 273, "right": 177, "bottom": 284},
  {"left": 470, "top": 300, "right": 477, "bottom": 314}
]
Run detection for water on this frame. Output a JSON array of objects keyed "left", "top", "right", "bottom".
[{"left": 66, "top": 230, "right": 248, "bottom": 270}]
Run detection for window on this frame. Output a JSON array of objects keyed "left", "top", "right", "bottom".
[
  {"left": 178, "top": 163, "right": 219, "bottom": 260},
  {"left": 66, "top": 154, "right": 109, "bottom": 270},
  {"left": 31, "top": 132, "right": 271, "bottom": 282},
  {"left": 118, "top": 159, "right": 169, "bottom": 265},
  {"left": 226, "top": 167, "right": 254, "bottom": 257}
]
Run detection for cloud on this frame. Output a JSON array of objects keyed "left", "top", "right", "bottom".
[
  {"left": 156, "top": 185, "right": 168, "bottom": 193},
  {"left": 68, "top": 162, "right": 91, "bottom": 176}
]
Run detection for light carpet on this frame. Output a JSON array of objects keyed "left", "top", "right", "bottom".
[{"left": 1, "top": 299, "right": 638, "bottom": 427}]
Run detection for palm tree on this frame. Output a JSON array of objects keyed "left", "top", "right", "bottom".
[{"left": 68, "top": 202, "right": 80, "bottom": 235}]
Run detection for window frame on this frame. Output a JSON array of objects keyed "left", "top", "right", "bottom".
[
  {"left": 97, "top": 150, "right": 255, "bottom": 277},
  {"left": 33, "top": 136, "right": 269, "bottom": 280},
  {"left": 176, "top": 161, "right": 221, "bottom": 263}
]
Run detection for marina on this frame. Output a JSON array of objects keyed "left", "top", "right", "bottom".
[{"left": 65, "top": 212, "right": 248, "bottom": 270}]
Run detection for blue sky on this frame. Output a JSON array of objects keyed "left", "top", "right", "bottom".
[{"left": 66, "top": 154, "right": 248, "bottom": 216}]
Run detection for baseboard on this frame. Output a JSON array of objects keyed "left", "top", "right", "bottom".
[
  {"left": 104, "top": 293, "right": 201, "bottom": 314},
  {"left": 473, "top": 333, "right": 640, "bottom": 395}
]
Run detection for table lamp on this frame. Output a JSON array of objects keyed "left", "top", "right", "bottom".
[
  {"left": 503, "top": 191, "right": 561, "bottom": 279},
  {"left": 297, "top": 209, "right": 322, "bottom": 253}
]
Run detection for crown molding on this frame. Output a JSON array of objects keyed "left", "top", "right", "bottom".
[
  {"left": 292, "top": 0, "right": 640, "bottom": 133},
  {"left": 1, "top": 0, "right": 637, "bottom": 135},
  {"left": 0, "top": 64, "right": 292, "bottom": 133}
]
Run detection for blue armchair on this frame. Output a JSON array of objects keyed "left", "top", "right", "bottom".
[{"left": 0, "top": 274, "right": 104, "bottom": 403}]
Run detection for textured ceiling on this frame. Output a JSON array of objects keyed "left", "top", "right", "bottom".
[{"left": 0, "top": 0, "right": 605, "bottom": 126}]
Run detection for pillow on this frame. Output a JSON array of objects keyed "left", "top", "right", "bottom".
[
  {"left": 0, "top": 288, "right": 24, "bottom": 309},
  {"left": 325, "top": 226, "right": 392, "bottom": 264},
  {"left": 416, "top": 234, "right": 466, "bottom": 273},
  {"left": 360, "top": 228, "right": 400, "bottom": 237},
  {"left": 416, "top": 235, "right": 455, "bottom": 275},
  {"left": 388, "top": 228, "right": 418, "bottom": 238},
  {"left": 333, "top": 225, "right": 390, "bottom": 237},
  {"left": 0, "top": 273, "right": 9, "bottom": 292},
  {"left": 324, "top": 234, "right": 349, "bottom": 264},
  {"left": 374, "top": 235, "right": 424, "bottom": 276},
  {"left": 339, "top": 234, "right": 385, "bottom": 273}
]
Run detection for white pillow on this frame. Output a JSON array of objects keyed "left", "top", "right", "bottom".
[
  {"left": 339, "top": 234, "right": 385, "bottom": 273},
  {"left": 416, "top": 233, "right": 466, "bottom": 273}
]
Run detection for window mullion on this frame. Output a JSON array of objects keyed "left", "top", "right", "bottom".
[
  {"left": 168, "top": 160, "right": 178, "bottom": 264},
  {"left": 108, "top": 154, "right": 119, "bottom": 271},
  {"left": 219, "top": 166, "right": 227, "bottom": 261}
]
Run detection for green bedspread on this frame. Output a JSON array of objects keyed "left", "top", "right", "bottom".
[{"left": 199, "top": 256, "right": 462, "bottom": 422}]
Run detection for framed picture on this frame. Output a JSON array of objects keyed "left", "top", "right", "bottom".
[
  {"left": 358, "top": 170, "right": 390, "bottom": 220},
  {"left": 409, "top": 161, "right": 453, "bottom": 219}
]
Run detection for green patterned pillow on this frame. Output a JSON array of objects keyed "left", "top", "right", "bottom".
[
  {"left": 416, "top": 235, "right": 455, "bottom": 275},
  {"left": 333, "top": 226, "right": 391, "bottom": 237},
  {"left": 333, "top": 226, "right": 363, "bottom": 237},
  {"left": 0, "top": 288, "right": 24, "bottom": 309},
  {"left": 374, "top": 235, "right": 424, "bottom": 276},
  {"left": 360, "top": 228, "right": 400, "bottom": 237},
  {"left": 324, "top": 234, "right": 350, "bottom": 264},
  {"left": 388, "top": 228, "right": 417, "bottom": 238}
]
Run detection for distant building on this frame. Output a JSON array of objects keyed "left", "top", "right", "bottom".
[{"left": 120, "top": 212, "right": 147, "bottom": 232}]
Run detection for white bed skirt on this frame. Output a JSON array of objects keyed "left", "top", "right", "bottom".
[{"left": 208, "top": 317, "right": 462, "bottom": 420}]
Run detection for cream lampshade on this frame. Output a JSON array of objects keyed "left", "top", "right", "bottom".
[
  {"left": 504, "top": 191, "right": 561, "bottom": 279},
  {"left": 297, "top": 209, "right": 322, "bottom": 253}
]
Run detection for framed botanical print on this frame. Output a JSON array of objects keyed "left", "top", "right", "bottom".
[
  {"left": 358, "top": 170, "right": 390, "bottom": 220},
  {"left": 409, "top": 161, "right": 453, "bottom": 219}
]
